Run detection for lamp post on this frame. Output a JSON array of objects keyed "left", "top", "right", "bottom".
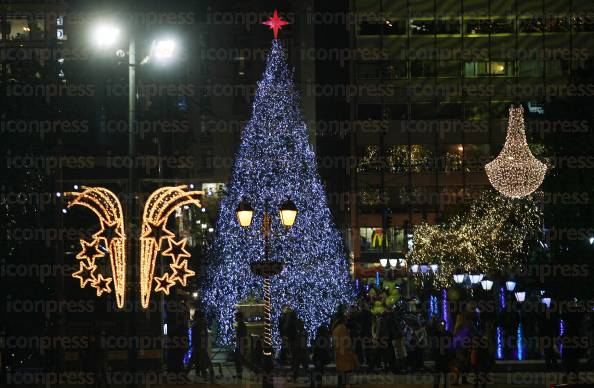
[
  {"left": 236, "top": 198, "right": 297, "bottom": 386},
  {"left": 90, "top": 20, "right": 181, "bottom": 375}
]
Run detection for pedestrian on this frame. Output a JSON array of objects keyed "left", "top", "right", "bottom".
[
  {"left": 291, "top": 315, "right": 309, "bottom": 381},
  {"left": 190, "top": 310, "right": 214, "bottom": 382},
  {"left": 358, "top": 302, "right": 374, "bottom": 367},
  {"left": 332, "top": 315, "right": 358, "bottom": 387},
  {"left": 472, "top": 323, "right": 494, "bottom": 388},
  {"left": 311, "top": 325, "right": 332, "bottom": 388},
  {"left": 430, "top": 319, "right": 452, "bottom": 388},
  {"left": 234, "top": 311, "right": 248, "bottom": 379}
]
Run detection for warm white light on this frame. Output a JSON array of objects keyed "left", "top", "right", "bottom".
[
  {"left": 485, "top": 105, "right": 546, "bottom": 198},
  {"left": 506, "top": 280, "right": 516, "bottom": 291},
  {"left": 91, "top": 23, "right": 120, "bottom": 48},
  {"left": 279, "top": 200, "right": 298, "bottom": 227},
  {"left": 236, "top": 201, "right": 254, "bottom": 228},
  {"left": 152, "top": 39, "right": 176, "bottom": 61}
]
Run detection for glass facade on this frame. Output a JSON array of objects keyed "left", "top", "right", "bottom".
[{"left": 348, "top": 0, "right": 593, "bottom": 260}]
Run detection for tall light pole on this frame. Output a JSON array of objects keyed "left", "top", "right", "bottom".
[
  {"left": 90, "top": 20, "right": 181, "bottom": 378},
  {"left": 236, "top": 198, "right": 297, "bottom": 388}
]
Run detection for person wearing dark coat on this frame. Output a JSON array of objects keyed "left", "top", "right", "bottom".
[
  {"left": 430, "top": 320, "right": 452, "bottom": 388},
  {"left": 310, "top": 325, "right": 332, "bottom": 388}
]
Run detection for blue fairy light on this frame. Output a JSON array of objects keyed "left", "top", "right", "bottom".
[{"left": 201, "top": 40, "right": 353, "bottom": 349}]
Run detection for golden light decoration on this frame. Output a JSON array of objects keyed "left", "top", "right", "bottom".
[
  {"left": 485, "top": 105, "right": 547, "bottom": 198},
  {"left": 407, "top": 189, "right": 542, "bottom": 287},
  {"left": 65, "top": 186, "right": 126, "bottom": 308},
  {"left": 140, "top": 185, "right": 203, "bottom": 308}
]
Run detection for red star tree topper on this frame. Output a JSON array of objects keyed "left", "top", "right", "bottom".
[{"left": 262, "top": 10, "right": 289, "bottom": 39}]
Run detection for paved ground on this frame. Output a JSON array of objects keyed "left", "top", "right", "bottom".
[{"left": 184, "top": 362, "right": 593, "bottom": 388}]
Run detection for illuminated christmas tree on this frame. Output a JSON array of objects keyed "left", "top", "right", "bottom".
[{"left": 202, "top": 39, "right": 353, "bottom": 348}]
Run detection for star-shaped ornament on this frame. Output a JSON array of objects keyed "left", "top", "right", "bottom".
[
  {"left": 92, "top": 274, "right": 112, "bottom": 296},
  {"left": 93, "top": 219, "right": 123, "bottom": 247},
  {"left": 170, "top": 259, "right": 195, "bottom": 287},
  {"left": 154, "top": 273, "right": 176, "bottom": 295},
  {"left": 262, "top": 10, "right": 289, "bottom": 39},
  {"left": 72, "top": 261, "right": 97, "bottom": 288},
  {"left": 162, "top": 238, "right": 191, "bottom": 265},
  {"left": 76, "top": 239, "right": 104, "bottom": 263},
  {"left": 141, "top": 219, "right": 174, "bottom": 250}
]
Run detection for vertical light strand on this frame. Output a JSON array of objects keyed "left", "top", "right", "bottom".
[
  {"left": 517, "top": 323, "right": 523, "bottom": 360},
  {"left": 559, "top": 319, "right": 565, "bottom": 357},
  {"left": 496, "top": 326, "right": 504, "bottom": 359},
  {"left": 263, "top": 276, "right": 272, "bottom": 355},
  {"left": 441, "top": 289, "right": 450, "bottom": 331}
]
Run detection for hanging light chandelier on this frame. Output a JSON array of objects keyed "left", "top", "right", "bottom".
[{"left": 485, "top": 105, "right": 546, "bottom": 198}]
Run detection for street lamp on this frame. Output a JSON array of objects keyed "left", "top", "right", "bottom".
[
  {"left": 389, "top": 258, "right": 398, "bottom": 268},
  {"left": 279, "top": 199, "right": 298, "bottom": 227},
  {"left": 506, "top": 280, "right": 517, "bottom": 292},
  {"left": 151, "top": 38, "right": 177, "bottom": 62},
  {"left": 91, "top": 22, "right": 120, "bottom": 48},
  {"left": 410, "top": 264, "right": 419, "bottom": 274},
  {"left": 235, "top": 199, "right": 297, "bottom": 362},
  {"left": 469, "top": 273, "right": 482, "bottom": 285},
  {"left": 236, "top": 200, "right": 254, "bottom": 227},
  {"left": 453, "top": 268, "right": 465, "bottom": 285},
  {"left": 514, "top": 291, "right": 526, "bottom": 303},
  {"left": 480, "top": 277, "right": 494, "bottom": 291},
  {"left": 420, "top": 263, "right": 430, "bottom": 274},
  {"left": 379, "top": 258, "right": 388, "bottom": 268}
]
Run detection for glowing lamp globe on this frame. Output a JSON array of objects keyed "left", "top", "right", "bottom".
[
  {"left": 389, "top": 258, "right": 398, "bottom": 268},
  {"left": 410, "top": 264, "right": 419, "bottom": 274},
  {"left": 453, "top": 273, "right": 465, "bottom": 284},
  {"left": 279, "top": 199, "right": 298, "bottom": 227},
  {"left": 514, "top": 291, "right": 526, "bottom": 303},
  {"left": 485, "top": 105, "right": 546, "bottom": 198},
  {"left": 505, "top": 280, "right": 516, "bottom": 292},
  {"left": 236, "top": 200, "right": 254, "bottom": 227},
  {"left": 469, "top": 273, "right": 482, "bottom": 285},
  {"left": 420, "top": 263, "right": 429, "bottom": 274},
  {"left": 480, "top": 278, "right": 494, "bottom": 291},
  {"left": 379, "top": 258, "right": 388, "bottom": 268},
  {"left": 541, "top": 297, "right": 551, "bottom": 308}
]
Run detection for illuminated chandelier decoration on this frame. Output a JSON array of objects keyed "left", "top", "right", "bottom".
[
  {"left": 139, "top": 185, "right": 202, "bottom": 308},
  {"left": 65, "top": 186, "right": 127, "bottom": 308},
  {"left": 485, "top": 105, "right": 546, "bottom": 198},
  {"left": 66, "top": 185, "right": 202, "bottom": 309}
]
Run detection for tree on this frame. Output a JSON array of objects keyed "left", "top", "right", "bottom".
[
  {"left": 202, "top": 40, "right": 353, "bottom": 348},
  {"left": 407, "top": 190, "right": 542, "bottom": 286}
]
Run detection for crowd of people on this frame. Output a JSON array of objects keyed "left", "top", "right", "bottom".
[{"left": 185, "top": 284, "right": 594, "bottom": 387}]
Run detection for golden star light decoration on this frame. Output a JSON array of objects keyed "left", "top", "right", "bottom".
[
  {"left": 140, "top": 185, "right": 202, "bottom": 308},
  {"left": 65, "top": 185, "right": 202, "bottom": 309},
  {"left": 65, "top": 187, "right": 126, "bottom": 308},
  {"left": 485, "top": 105, "right": 547, "bottom": 198}
]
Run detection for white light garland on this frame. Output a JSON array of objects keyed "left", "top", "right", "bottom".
[{"left": 485, "top": 105, "right": 546, "bottom": 198}]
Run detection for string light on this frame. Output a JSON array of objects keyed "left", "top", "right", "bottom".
[
  {"left": 201, "top": 39, "right": 353, "bottom": 349},
  {"left": 485, "top": 105, "right": 546, "bottom": 198},
  {"left": 496, "top": 326, "right": 504, "bottom": 359},
  {"left": 408, "top": 190, "right": 541, "bottom": 287},
  {"left": 140, "top": 185, "right": 202, "bottom": 308},
  {"left": 517, "top": 323, "right": 524, "bottom": 360},
  {"left": 65, "top": 186, "right": 126, "bottom": 308}
]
